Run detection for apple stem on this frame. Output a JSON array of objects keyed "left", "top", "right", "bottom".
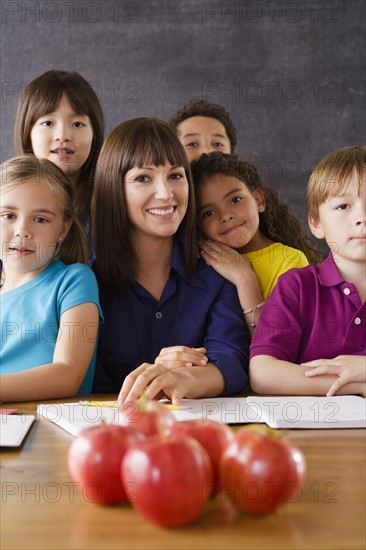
[{"left": 138, "top": 394, "right": 167, "bottom": 442}]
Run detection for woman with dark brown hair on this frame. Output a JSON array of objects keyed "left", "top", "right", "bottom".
[{"left": 91, "top": 117, "right": 249, "bottom": 403}]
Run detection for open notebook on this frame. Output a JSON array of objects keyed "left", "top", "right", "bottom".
[
  {"left": 37, "top": 395, "right": 366, "bottom": 437},
  {"left": 171, "top": 396, "right": 366, "bottom": 428},
  {"left": 0, "top": 414, "right": 35, "bottom": 447}
]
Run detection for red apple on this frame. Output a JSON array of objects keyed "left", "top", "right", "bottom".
[
  {"left": 168, "top": 419, "right": 234, "bottom": 494},
  {"left": 220, "top": 426, "right": 306, "bottom": 514},
  {"left": 68, "top": 424, "right": 144, "bottom": 505},
  {"left": 122, "top": 433, "right": 214, "bottom": 527},
  {"left": 116, "top": 398, "right": 176, "bottom": 437}
]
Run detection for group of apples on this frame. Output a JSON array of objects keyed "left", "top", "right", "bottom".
[{"left": 68, "top": 399, "right": 306, "bottom": 528}]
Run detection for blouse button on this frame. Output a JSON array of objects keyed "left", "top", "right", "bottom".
[
  {"left": 354, "top": 317, "right": 361, "bottom": 325},
  {"left": 155, "top": 311, "right": 163, "bottom": 319},
  {"left": 343, "top": 288, "right": 351, "bottom": 295}
]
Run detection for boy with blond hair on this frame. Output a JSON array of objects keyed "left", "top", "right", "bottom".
[{"left": 249, "top": 146, "right": 366, "bottom": 396}]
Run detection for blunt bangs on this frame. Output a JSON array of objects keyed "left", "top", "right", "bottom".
[
  {"left": 122, "top": 118, "right": 190, "bottom": 174},
  {"left": 21, "top": 72, "right": 101, "bottom": 152},
  {"left": 26, "top": 86, "right": 87, "bottom": 130}
]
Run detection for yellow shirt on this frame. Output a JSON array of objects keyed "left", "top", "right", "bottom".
[{"left": 244, "top": 242, "right": 309, "bottom": 299}]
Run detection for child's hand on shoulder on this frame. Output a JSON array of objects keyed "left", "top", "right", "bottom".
[
  {"left": 303, "top": 355, "right": 366, "bottom": 396},
  {"left": 199, "top": 240, "right": 253, "bottom": 285}
]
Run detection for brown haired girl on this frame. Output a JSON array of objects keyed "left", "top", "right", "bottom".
[{"left": 14, "top": 70, "right": 104, "bottom": 247}]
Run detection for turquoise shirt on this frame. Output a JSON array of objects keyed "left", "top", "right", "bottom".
[{"left": 0, "top": 260, "right": 102, "bottom": 393}]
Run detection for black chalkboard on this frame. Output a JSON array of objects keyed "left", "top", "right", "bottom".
[{"left": 1, "top": 0, "right": 365, "bottom": 237}]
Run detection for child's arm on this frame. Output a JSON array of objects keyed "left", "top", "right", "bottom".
[
  {"left": 249, "top": 355, "right": 366, "bottom": 396},
  {"left": 200, "top": 240, "right": 264, "bottom": 334},
  {"left": 118, "top": 362, "right": 225, "bottom": 405},
  {"left": 0, "top": 303, "right": 99, "bottom": 402},
  {"left": 303, "top": 356, "right": 366, "bottom": 396},
  {"left": 155, "top": 346, "right": 208, "bottom": 368}
]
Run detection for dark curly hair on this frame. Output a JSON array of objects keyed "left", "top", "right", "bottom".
[
  {"left": 169, "top": 99, "right": 237, "bottom": 153},
  {"left": 191, "top": 152, "right": 321, "bottom": 265}
]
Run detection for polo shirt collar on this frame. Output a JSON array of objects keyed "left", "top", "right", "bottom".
[{"left": 317, "top": 252, "right": 345, "bottom": 287}]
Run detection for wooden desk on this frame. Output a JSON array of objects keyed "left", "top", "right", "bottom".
[{"left": 1, "top": 397, "right": 365, "bottom": 550}]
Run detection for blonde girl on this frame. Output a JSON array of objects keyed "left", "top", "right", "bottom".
[{"left": 0, "top": 156, "right": 102, "bottom": 402}]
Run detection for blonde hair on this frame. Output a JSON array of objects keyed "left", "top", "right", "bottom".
[
  {"left": 0, "top": 155, "right": 88, "bottom": 264},
  {"left": 306, "top": 146, "right": 366, "bottom": 220}
]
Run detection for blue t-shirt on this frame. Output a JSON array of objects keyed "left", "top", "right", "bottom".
[
  {"left": 0, "top": 260, "right": 102, "bottom": 393},
  {"left": 93, "top": 239, "right": 250, "bottom": 396}
]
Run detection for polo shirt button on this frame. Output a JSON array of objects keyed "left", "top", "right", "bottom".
[
  {"left": 343, "top": 288, "right": 351, "bottom": 295},
  {"left": 155, "top": 311, "right": 163, "bottom": 319},
  {"left": 354, "top": 317, "right": 361, "bottom": 325}
]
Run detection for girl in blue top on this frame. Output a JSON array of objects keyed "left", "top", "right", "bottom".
[
  {"left": 91, "top": 118, "right": 249, "bottom": 404},
  {"left": 0, "top": 156, "right": 101, "bottom": 402}
]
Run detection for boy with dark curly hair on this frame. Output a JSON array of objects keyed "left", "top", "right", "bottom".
[{"left": 169, "top": 99, "right": 237, "bottom": 162}]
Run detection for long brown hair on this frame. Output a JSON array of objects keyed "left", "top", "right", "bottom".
[
  {"left": 191, "top": 152, "right": 321, "bottom": 265},
  {"left": 0, "top": 156, "right": 88, "bottom": 264},
  {"left": 14, "top": 70, "right": 104, "bottom": 216},
  {"left": 92, "top": 117, "right": 197, "bottom": 292}
]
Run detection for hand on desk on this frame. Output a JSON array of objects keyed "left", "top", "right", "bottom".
[
  {"left": 303, "top": 355, "right": 366, "bottom": 396},
  {"left": 118, "top": 360, "right": 225, "bottom": 405},
  {"left": 118, "top": 363, "right": 189, "bottom": 405}
]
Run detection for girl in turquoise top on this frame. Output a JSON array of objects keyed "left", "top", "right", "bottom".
[{"left": 0, "top": 156, "right": 101, "bottom": 402}]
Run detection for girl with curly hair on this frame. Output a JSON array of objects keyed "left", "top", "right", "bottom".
[{"left": 191, "top": 151, "right": 321, "bottom": 334}]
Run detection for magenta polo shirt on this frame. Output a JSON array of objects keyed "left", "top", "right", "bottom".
[{"left": 250, "top": 253, "right": 366, "bottom": 363}]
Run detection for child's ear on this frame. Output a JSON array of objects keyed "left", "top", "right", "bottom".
[
  {"left": 308, "top": 214, "right": 325, "bottom": 239},
  {"left": 58, "top": 220, "right": 72, "bottom": 242},
  {"left": 254, "top": 189, "right": 266, "bottom": 212}
]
